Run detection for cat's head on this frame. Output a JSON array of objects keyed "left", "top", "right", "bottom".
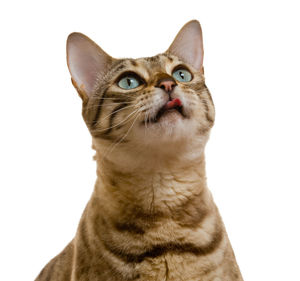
[{"left": 66, "top": 20, "right": 215, "bottom": 161}]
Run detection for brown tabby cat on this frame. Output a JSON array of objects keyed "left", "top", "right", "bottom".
[{"left": 35, "top": 20, "right": 243, "bottom": 281}]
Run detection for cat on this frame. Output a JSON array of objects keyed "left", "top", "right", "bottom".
[{"left": 35, "top": 20, "right": 243, "bottom": 281}]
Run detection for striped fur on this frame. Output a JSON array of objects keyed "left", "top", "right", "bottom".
[{"left": 35, "top": 22, "right": 243, "bottom": 281}]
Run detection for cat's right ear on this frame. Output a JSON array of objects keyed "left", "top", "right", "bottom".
[{"left": 67, "top": 33, "right": 114, "bottom": 102}]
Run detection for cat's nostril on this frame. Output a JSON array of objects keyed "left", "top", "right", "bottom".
[{"left": 158, "top": 80, "right": 176, "bottom": 93}]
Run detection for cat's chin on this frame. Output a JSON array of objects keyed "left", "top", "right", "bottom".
[
  {"left": 149, "top": 109, "right": 185, "bottom": 125},
  {"left": 136, "top": 114, "right": 197, "bottom": 146}
]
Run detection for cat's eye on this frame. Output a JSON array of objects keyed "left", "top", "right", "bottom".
[
  {"left": 172, "top": 68, "right": 192, "bottom": 82},
  {"left": 118, "top": 76, "right": 140, "bottom": 90}
]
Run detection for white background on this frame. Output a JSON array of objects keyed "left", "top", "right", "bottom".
[{"left": 0, "top": 0, "right": 299, "bottom": 280}]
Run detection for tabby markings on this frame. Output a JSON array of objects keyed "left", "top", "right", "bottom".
[
  {"left": 104, "top": 103, "right": 129, "bottom": 135},
  {"left": 103, "top": 226, "right": 223, "bottom": 263},
  {"left": 114, "top": 222, "right": 145, "bottom": 235},
  {"left": 91, "top": 87, "right": 109, "bottom": 128}
]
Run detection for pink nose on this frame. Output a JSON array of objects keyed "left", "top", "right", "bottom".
[{"left": 158, "top": 79, "right": 177, "bottom": 93}]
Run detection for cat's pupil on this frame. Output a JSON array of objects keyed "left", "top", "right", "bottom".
[
  {"left": 127, "top": 78, "right": 131, "bottom": 86},
  {"left": 179, "top": 71, "right": 185, "bottom": 79}
]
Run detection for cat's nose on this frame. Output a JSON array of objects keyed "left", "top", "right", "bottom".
[{"left": 157, "top": 79, "right": 177, "bottom": 94}]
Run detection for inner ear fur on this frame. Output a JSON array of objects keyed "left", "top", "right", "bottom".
[
  {"left": 66, "top": 32, "right": 115, "bottom": 101},
  {"left": 166, "top": 20, "right": 204, "bottom": 72}
]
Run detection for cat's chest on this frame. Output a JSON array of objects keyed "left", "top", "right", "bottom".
[{"left": 135, "top": 251, "right": 225, "bottom": 281}]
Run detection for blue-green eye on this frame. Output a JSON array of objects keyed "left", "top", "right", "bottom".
[
  {"left": 118, "top": 76, "right": 140, "bottom": 89},
  {"left": 172, "top": 68, "right": 192, "bottom": 82}
]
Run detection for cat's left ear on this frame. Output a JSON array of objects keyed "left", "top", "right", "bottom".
[
  {"left": 166, "top": 20, "right": 204, "bottom": 72},
  {"left": 67, "top": 32, "right": 115, "bottom": 101}
]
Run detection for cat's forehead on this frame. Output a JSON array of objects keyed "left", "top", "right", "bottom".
[{"left": 116, "top": 54, "right": 181, "bottom": 79}]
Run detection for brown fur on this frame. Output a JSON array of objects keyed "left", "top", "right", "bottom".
[{"left": 35, "top": 22, "right": 243, "bottom": 281}]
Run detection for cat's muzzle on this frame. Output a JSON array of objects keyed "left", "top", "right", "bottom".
[{"left": 151, "top": 98, "right": 186, "bottom": 123}]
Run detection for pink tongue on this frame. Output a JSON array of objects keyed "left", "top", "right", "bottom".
[{"left": 165, "top": 98, "right": 182, "bottom": 110}]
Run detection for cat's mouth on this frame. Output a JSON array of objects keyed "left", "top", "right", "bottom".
[{"left": 151, "top": 98, "right": 185, "bottom": 123}]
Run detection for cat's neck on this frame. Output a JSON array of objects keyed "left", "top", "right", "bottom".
[{"left": 92, "top": 143, "right": 210, "bottom": 216}]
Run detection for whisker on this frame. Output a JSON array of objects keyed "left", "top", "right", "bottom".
[
  {"left": 144, "top": 110, "right": 148, "bottom": 138},
  {"left": 85, "top": 101, "right": 130, "bottom": 110},
  {"left": 94, "top": 104, "right": 137, "bottom": 126},
  {"left": 94, "top": 109, "right": 140, "bottom": 133},
  {"left": 105, "top": 111, "right": 141, "bottom": 156},
  {"left": 102, "top": 104, "right": 137, "bottom": 120},
  {"left": 93, "top": 97, "right": 126, "bottom": 100},
  {"left": 97, "top": 110, "right": 141, "bottom": 168},
  {"left": 145, "top": 110, "right": 149, "bottom": 130}
]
